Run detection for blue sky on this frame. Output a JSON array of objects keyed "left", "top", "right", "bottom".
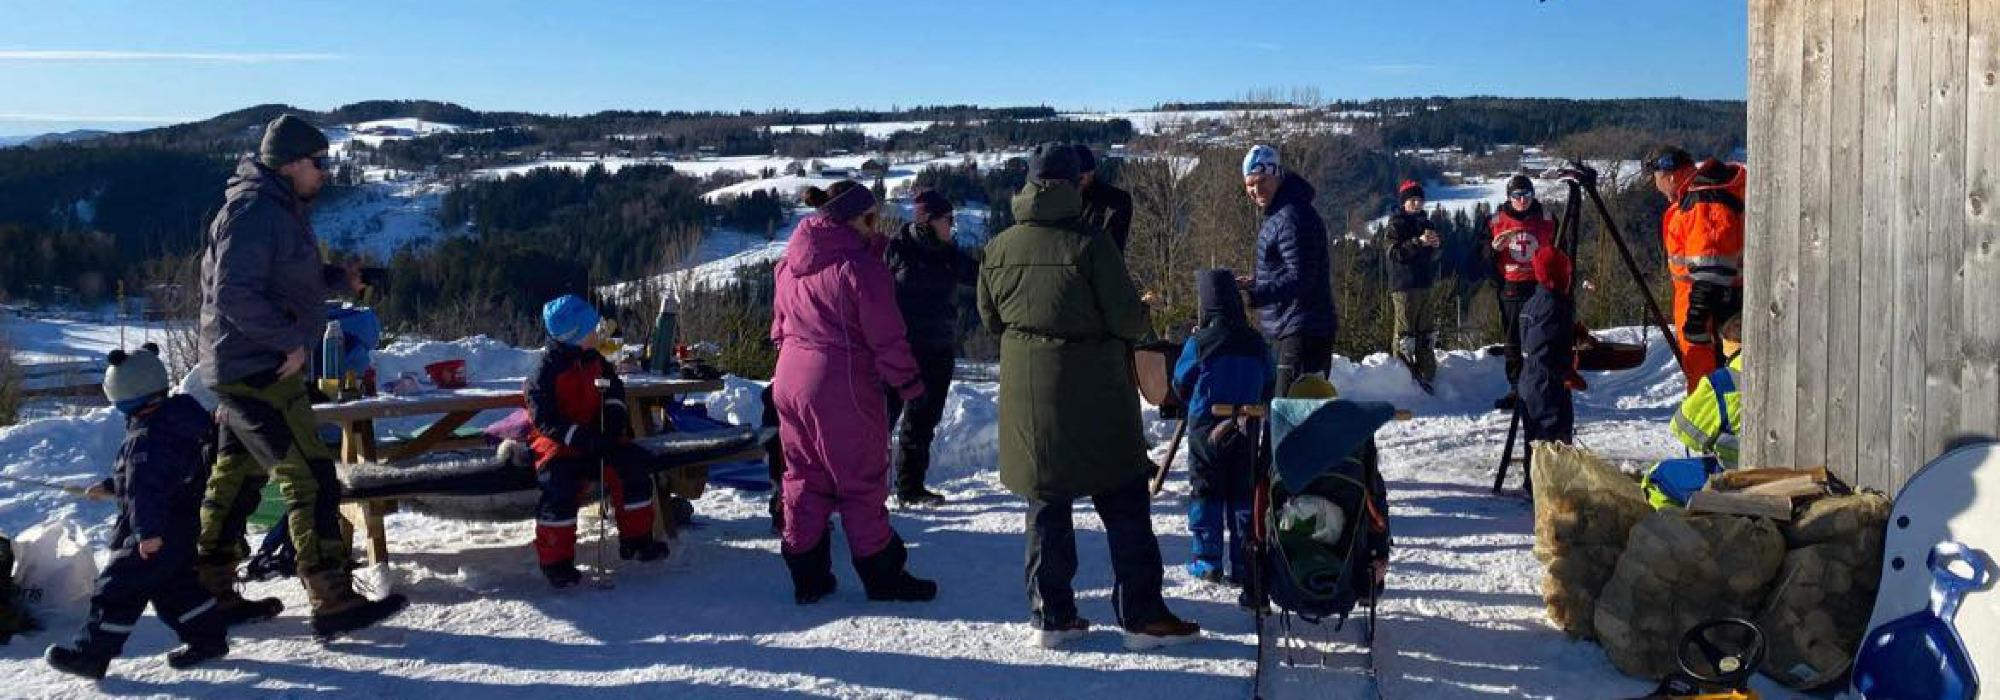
[{"left": 0, "top": 0, "right": 1748, "bottom": 137}]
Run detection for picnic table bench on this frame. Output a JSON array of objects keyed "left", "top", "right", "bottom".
[{"left": 313, "top": 374, "right": 736, "bottom": 565}]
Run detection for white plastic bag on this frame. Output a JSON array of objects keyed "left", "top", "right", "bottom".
[
  {"left": 11, "top": 517, "right": 100, "bottom": 622},
  {"left": 1279, "top": 495, "right": 1346, "bottom": 546}
]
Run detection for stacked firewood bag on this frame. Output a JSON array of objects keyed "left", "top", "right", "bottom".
[
  {"left": 1529, "top": 442, "right": 1654, "bottom": 639},
  {"left": 1533, "top": 450, "right": 1892, "bottom": 686},
  {"left": 1755, "top": 493, "right": 1891, "bottom": 689},
  {"left": 1592, "top": 509, "right": 1787, "bottom": 678}
]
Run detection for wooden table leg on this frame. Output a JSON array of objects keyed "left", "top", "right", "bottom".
[
  {"left": 341, "top": 501, "right": 390, "bottom": 566},
  {"left": 354, "top": 419, "right": 380, "bottom": 463}
]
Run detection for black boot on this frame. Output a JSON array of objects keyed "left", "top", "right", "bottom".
[
  {"left": 542, "top": 560, "right": 582, "bottom": 588},
  {"left": 304, "top": 569, "right": 409, "bottom": 641},
  {"left": 165, "top": 636, "right": 229, "bottom": 669},
  {"left": 853, "top": 535, "right": 937, "bottom": 602},
  {"left": 619, "top": 537, "right": 670, "bottom": 562},
  {"left": 895, "top": 488, "right": 947, "bottom": 509},
  {"left": 782, "top": 537, "right": 837, "bottom": 605},
  {"left": 44, "top": 645, "right": 109, "bottom": 680}
]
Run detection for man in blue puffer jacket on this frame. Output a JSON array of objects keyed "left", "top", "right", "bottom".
[{"left": 1237, "top": 145, "right": 1338, "bottom": 395}]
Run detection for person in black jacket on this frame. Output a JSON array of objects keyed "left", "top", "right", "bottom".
[
  {"left": 1237, "top": 145, "right": 1337, "bottom": 395},
  {"left": 194, "top": 115, "right": 403, "bottom": 641},
  {"left": 1519, "top": 246, "right": 1579, "bottom": 474},
  {"left": 883, "top": 189, "right": 979, "bottom": 507},
  {"left": 1385, "top": 180, "right": 1441, "bottom": 388},
  {"left": 1075, "top": 146, "right": 1133, "bottom": 252},
  {"left": 45, "top": 346, "right": 230, "bottom": 679}
]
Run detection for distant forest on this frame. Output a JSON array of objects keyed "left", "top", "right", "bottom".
[{"left": 0, "top": 96, "right": 1742, "bottom": 370}]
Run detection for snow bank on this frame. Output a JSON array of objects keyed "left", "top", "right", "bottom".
[
  {"left": 0, "top": 408, "right": 122, "bottom": 539},
  {"left": 373, "top": 335, "right": 543, "bottom": 385}
]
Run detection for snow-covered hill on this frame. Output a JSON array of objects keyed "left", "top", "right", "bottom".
[{"left": 0, "top": 313, "right": 1810, "bottom": 698}]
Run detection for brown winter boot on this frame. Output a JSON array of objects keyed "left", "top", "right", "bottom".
[
  {"left": 303, "top": 568, "right": 407, "bottom": 642},
  {"left": 196, "top": 558, "right": 282, "bottom": 628}
]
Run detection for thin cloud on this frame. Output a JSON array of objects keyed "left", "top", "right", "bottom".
[{"left": 0, "top": 50, "right": 342, "bottom": 63}]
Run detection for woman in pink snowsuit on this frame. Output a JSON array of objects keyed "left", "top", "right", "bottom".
[{"left": 771, "top": 181, "right": 937, "bottom": 604}]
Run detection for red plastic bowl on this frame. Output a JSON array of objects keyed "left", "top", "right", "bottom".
[{"left": 424, "top": 359, "right": 468, "bottom": 389}]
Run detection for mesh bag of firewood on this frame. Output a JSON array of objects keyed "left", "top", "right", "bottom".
[
  {"left": 1756, "top": 493, "right": 1891, "bottom": 689},
  {"left": 1593, "top": 509, "right": 1787, "bottom": 679},
  {"left": 1530, "top": 441, "right": 1654, "bottom": 639}
]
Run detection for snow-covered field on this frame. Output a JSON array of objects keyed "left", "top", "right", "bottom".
[
  {"left": 0, "top": 311, "right": 1815, "bottom": 699},
  {"left": 600, "top": 205, "right": 991, "bottom": 303},
  {"left": 312, "top": 174, "right": 455, "bottom": 259}
]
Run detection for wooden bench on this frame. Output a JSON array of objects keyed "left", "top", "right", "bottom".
[{"left": 312, "top": 374, "right": 726, "bottom": 565}]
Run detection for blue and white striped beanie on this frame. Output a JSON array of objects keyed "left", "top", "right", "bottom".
[{"left": 1242, "top": 145, "right": 1281, "bottom": 178}]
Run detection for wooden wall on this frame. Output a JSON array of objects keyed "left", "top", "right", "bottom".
[{"left": 1744, "top": 0, "right": 2000, "bottom": 491}]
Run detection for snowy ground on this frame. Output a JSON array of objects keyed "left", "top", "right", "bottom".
[{"left": 0, "top": 314, "right": 1812, "bottom": 699}]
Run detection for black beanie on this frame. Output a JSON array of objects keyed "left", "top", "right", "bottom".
[
  {"left": 260, "top": 114, "right": 329, "bottom": 169},
  {"left": 912, "top": 189, "right": 953, "bottom": 221},
  {"left": 1071, "top": 144, "right": 1097, "bottom": 174},
  {"left": 1029, "top": 142, "right": 1080, "bottom": 183},
  {"left": 1196, "top": 268, "right": 1245, "bottom": 326},
  {"left": 1505, "top": 174, "right": 1535, "bottom": 195}
]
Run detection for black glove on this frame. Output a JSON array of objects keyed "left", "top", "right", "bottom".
[{"left": 1683, "top": 282, "right": 1742, "bottom": 344}]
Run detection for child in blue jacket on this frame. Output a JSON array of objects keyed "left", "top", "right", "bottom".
[
  {"left": 45, "top": 345, "right": 229, "bottom": 679},
  {"left": 1173, "top": 270, "right": 1277, "bottom": 584}
]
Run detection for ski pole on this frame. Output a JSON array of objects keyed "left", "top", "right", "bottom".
[
  {"left": 595, "top": 376, "right": 614, "bottom": 588},
  {"left": 0, "top": 474, "right": 89, "bottom": 496},
  {"left": 1149, "top": 419, "right": 1188, "bottom": 497}
]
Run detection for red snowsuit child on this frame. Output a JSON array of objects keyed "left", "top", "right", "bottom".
[{"left": 526, "top": 327, "right": 669, "bottom": 588}]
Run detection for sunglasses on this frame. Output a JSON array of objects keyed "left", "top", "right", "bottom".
[
  {"left": 1653, "top": 154, "right": 1683, "bottom": 172},
  {"left": 1509, "top": 189, "right": 1535, "bottom": 199},
  {"left": 311, "top": 155, "right": 332, "bottom": 172}
]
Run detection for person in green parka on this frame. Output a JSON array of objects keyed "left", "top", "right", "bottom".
[{"left": 978, "top": 143, "right": 1202, "bottom": 651}]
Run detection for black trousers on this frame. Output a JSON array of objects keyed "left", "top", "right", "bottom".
[
  {"left": 1498, "top": 281, "right": 1538, "bottom": 385},
  {"left": 885, "top": 346, "right": 956, "bottom": 496},
  {"left": 1024, "top": 475, "right": 1170, "bottom": 631},
  {"left": 72, "top": 529, "right": 218, "bottom": 658},
  {"left": 1273, "top": 334, "right": 1335, "bottom": 397}
]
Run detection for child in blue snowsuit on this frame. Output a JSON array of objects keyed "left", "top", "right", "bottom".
[
  {"left": 1173, "top": 269, "right": 1277, "bottom": 584},
  {"left": 45, "top": 345, "right": 229, "bottom": 679}
]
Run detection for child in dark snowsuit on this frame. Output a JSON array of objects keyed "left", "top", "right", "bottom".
[
  {"left": 527, "top": 295, "right": 670, "bottom": 588},
  {"left": 1172, "top": 269, "right": 1277, "bottom": 584},
  {"left": 45, "top": 345, "right": 229, "bottom": 679},
  {"left": 1519, "top": 247, "right": 1579, "bottom": 452}
]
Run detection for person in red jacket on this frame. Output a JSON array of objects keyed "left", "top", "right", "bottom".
[
  {"left": 528, "top": 295, "right": 669, "bottom": 589},
  {"left": 1648, "top": 146, "right": 1747, "bottom": 391},
  {"left": 1486, "top": 174, "right": 1555, "bottom": 409}
]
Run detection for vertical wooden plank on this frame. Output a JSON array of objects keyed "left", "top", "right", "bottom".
[
  {"left": 1891, "top": 0, "right": 1936, "bottom": 487},
  {"left": 1794, "top": 0, "right": 1836, "bottom": 470},
  {"left": 1825, "top": 0, "right": 1868, "bottom": 485},
  {"left": 1858, "top": 0, "right": 1903, "bottom": 492},
  {"left": 1742, "top": 0, "right": 1779, "bottom": 472},
  {"left": 1964, "top": 0, "right": 2000, "bottom": 442},
  {"left": 1927, "top": 0, "right": 1970, "bottom": 460},
  {"left": 1764, "top": 0, "right": 1806, "bottom": 469}
]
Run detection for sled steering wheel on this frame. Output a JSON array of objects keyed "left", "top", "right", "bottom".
[{"left": 1676, "top": 618, "right": 1765, "bottom": 687}]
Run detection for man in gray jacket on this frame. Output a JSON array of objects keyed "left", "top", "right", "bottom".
[{"left": 194, "top": 115, "right": 405, "bottom": 641}]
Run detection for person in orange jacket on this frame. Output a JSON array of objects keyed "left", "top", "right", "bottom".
[{"left": 1648, "top": 146, "right": 1746, "bottom": 392}]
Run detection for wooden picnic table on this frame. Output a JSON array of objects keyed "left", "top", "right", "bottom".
[{"left": 313, "top": 373, "right": 725, "bottom": 564}]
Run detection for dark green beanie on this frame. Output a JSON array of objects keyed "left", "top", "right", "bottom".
[{"left": 259, "top": 114, "right": 329, "bottom": 169}]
